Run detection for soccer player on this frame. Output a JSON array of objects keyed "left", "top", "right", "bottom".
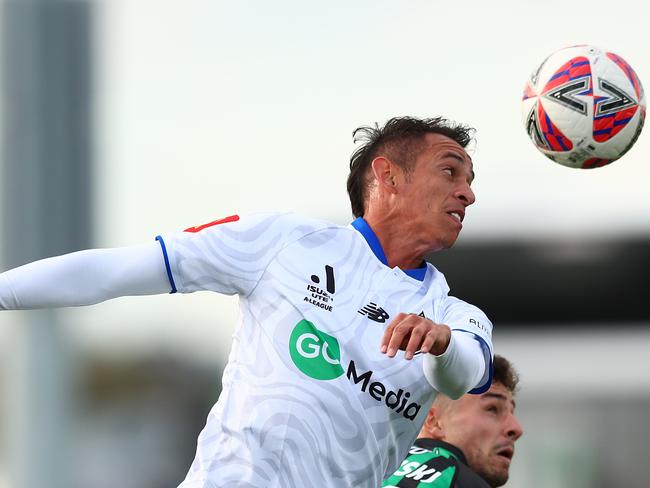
[
  {"left": 0, "top": 116, "right": 493, "bottom": 487},
  {"left": 383, "top": 355, "right": 523, "bottom": 488}
]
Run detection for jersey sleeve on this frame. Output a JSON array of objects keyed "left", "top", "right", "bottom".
[
  {"left": 0, "top": 243, "right": 171, "bottom": 310},
  {"left": 156, "top": 212, "right": 319, "bottom": 296},
  {"left": 437, "top": 297, "right": 494, "bottom": 394}
]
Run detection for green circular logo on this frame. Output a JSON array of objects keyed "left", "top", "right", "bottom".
[{"left": 289, "top": 320, "right": 344, "bottom": 380}]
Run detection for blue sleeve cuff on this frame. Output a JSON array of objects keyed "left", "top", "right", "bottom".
[
  {"left": 155, "top": 235, "right": 177, "bottom": 294},
  {"left": 453, "top": 328, "right": 493, "bottom": 394},
  {"left": 468, "top": 332, "right": 493, "bottom": 394}
]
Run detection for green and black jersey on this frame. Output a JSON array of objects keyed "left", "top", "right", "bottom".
[{"left": 383, "top": 439, "right": 491, "bottom": 487}]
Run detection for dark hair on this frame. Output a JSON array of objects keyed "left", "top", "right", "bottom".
[
  {"left": 493, "top": 354, "right": 520, "bottom": 394},
  {"left": 346, "top": 116, "right": 475, "bottom": 217}
]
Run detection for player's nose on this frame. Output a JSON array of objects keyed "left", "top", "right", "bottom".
[
  {"left": 506, "top": 413, "right": 524, "bottom": 440},
  {"left": 455, "top": 182, "right": 476, "bottom": 207}
]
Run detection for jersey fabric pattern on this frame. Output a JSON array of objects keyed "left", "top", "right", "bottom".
[
  {"left": 156, "top": 212, "right": 493, "bottom": 488},
  {"left": 383, "top": 439, "right": 491, "bottom": 487}
]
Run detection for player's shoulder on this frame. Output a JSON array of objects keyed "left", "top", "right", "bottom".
[
  {"left": 441, "top": 295, "right": 490, "bottom": 322},
  {"left": 236, "top": 211, "right": 345, "bottom": 238},
  {"left": 437, "top": 295, "right": 492, "bottom": 345},
  {"left": 183, "top": 211, "right": 341, "bottom": 238},
  {"left": 163, "top": 212, "right": 350, "bottom": 258}
]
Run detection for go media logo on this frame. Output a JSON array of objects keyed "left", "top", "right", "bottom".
[
  {"left": 289, "top": 319, "right": 344, "bottom": 380},
  {"left": 289, "top": 320, "right": 421, "bottom": 420}
]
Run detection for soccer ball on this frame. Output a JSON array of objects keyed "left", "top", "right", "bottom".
[{"left": 521, "top": 45, "right": 645, "bottom": 169}]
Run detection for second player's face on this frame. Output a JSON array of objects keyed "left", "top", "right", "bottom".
[
  {"left": 441, "top": 382, "right": 523, "bottom": 487},
  {"left": 396, "top": 133, "right": 475, "bottom": 252}
]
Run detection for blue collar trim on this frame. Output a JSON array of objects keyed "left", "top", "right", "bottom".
[{"left": 351, "top": 217, "right": 427, "bottom": 281}]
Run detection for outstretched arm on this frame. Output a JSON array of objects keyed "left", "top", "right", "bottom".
[
  {"left": 379, "top": 313, "right": 486, "bottom": 399},
  {"left": 0, "top": 242, "right": 171, "bottom": 310}
]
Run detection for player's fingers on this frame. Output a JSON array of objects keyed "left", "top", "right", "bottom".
[
  {"left": 403, "top": 326, "right": 426, "bottom": 360},
  {"left": 380, "top": 313, "right": 407, "bottom": 354},
  {"left": 428, "top": 324, "right": 451, "bottom": 356},
  {"left": 426, "top": 324, "right": 452, "bottom": 356},
  {"left": 385, "top": 315, "right": 419, "bottom": 357},
  {"left": 418, "top": 329, "right": 437, "bottom": 355},
  {"left": 379, "top": 323, "right": 396, "bottom": 354}
]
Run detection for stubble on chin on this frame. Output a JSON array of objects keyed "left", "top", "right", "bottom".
[{"left": 475, "top": 464, "right": 509, "bottom": 488}]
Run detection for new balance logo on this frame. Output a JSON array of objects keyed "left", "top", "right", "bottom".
[{"left": 358, "top": 302, "right": 390, "bottom": 323}]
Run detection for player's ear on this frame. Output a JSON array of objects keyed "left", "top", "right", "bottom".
[
  {"left": 370, "top": 156, "right": 399, "bottom": 194},
  {"left": 423, "top": 407, "right": 445, "bottom": 439}
]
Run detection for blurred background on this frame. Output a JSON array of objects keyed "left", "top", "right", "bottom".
[{"left": 0, "top": 0, "right": 649, "bottom": 487}]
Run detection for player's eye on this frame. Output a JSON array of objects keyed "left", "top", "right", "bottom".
[{"left": 442, "top": 167, "right": 453, "bottom": 176}]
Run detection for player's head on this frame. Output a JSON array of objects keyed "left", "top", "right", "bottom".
[
  {"left": 418, "top": 355, "right": 523, "bottom": 487},
  {"left": 348, "top": 116, "right": 476, "bottom": 251}
]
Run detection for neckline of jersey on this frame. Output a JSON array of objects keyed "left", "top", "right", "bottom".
[
  {"left": 351, "top": 217, "right": 427, "bottom": 282},
  {"left": 414, "top": 438, "right": 468, "bottom": 464}
]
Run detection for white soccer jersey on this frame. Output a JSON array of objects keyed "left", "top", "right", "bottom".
[{"left": 157, "top": 212, "right": 493, "bottom": 488}]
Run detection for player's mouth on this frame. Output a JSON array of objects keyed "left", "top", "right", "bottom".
[
  {"left": 495, "top": 446, "right": 514, "bottom": 463},
  {"left": 445, "top": 210, "right": 465, "bottom": 227}
]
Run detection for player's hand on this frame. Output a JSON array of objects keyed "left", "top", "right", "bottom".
[{"left": 380, "top": 313, "right": 451, "bottom": 360}]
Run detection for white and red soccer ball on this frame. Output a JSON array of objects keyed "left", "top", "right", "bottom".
[{"left": 521, "top": 45, "right": 645, "bottom": 169}]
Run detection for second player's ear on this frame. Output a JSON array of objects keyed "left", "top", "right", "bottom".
[
  {"left": 423, "top": 407, "right": 446, "bottom": 439},
  {"left": 371, "top": 157, "right": 399, "bottom": 193}
]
